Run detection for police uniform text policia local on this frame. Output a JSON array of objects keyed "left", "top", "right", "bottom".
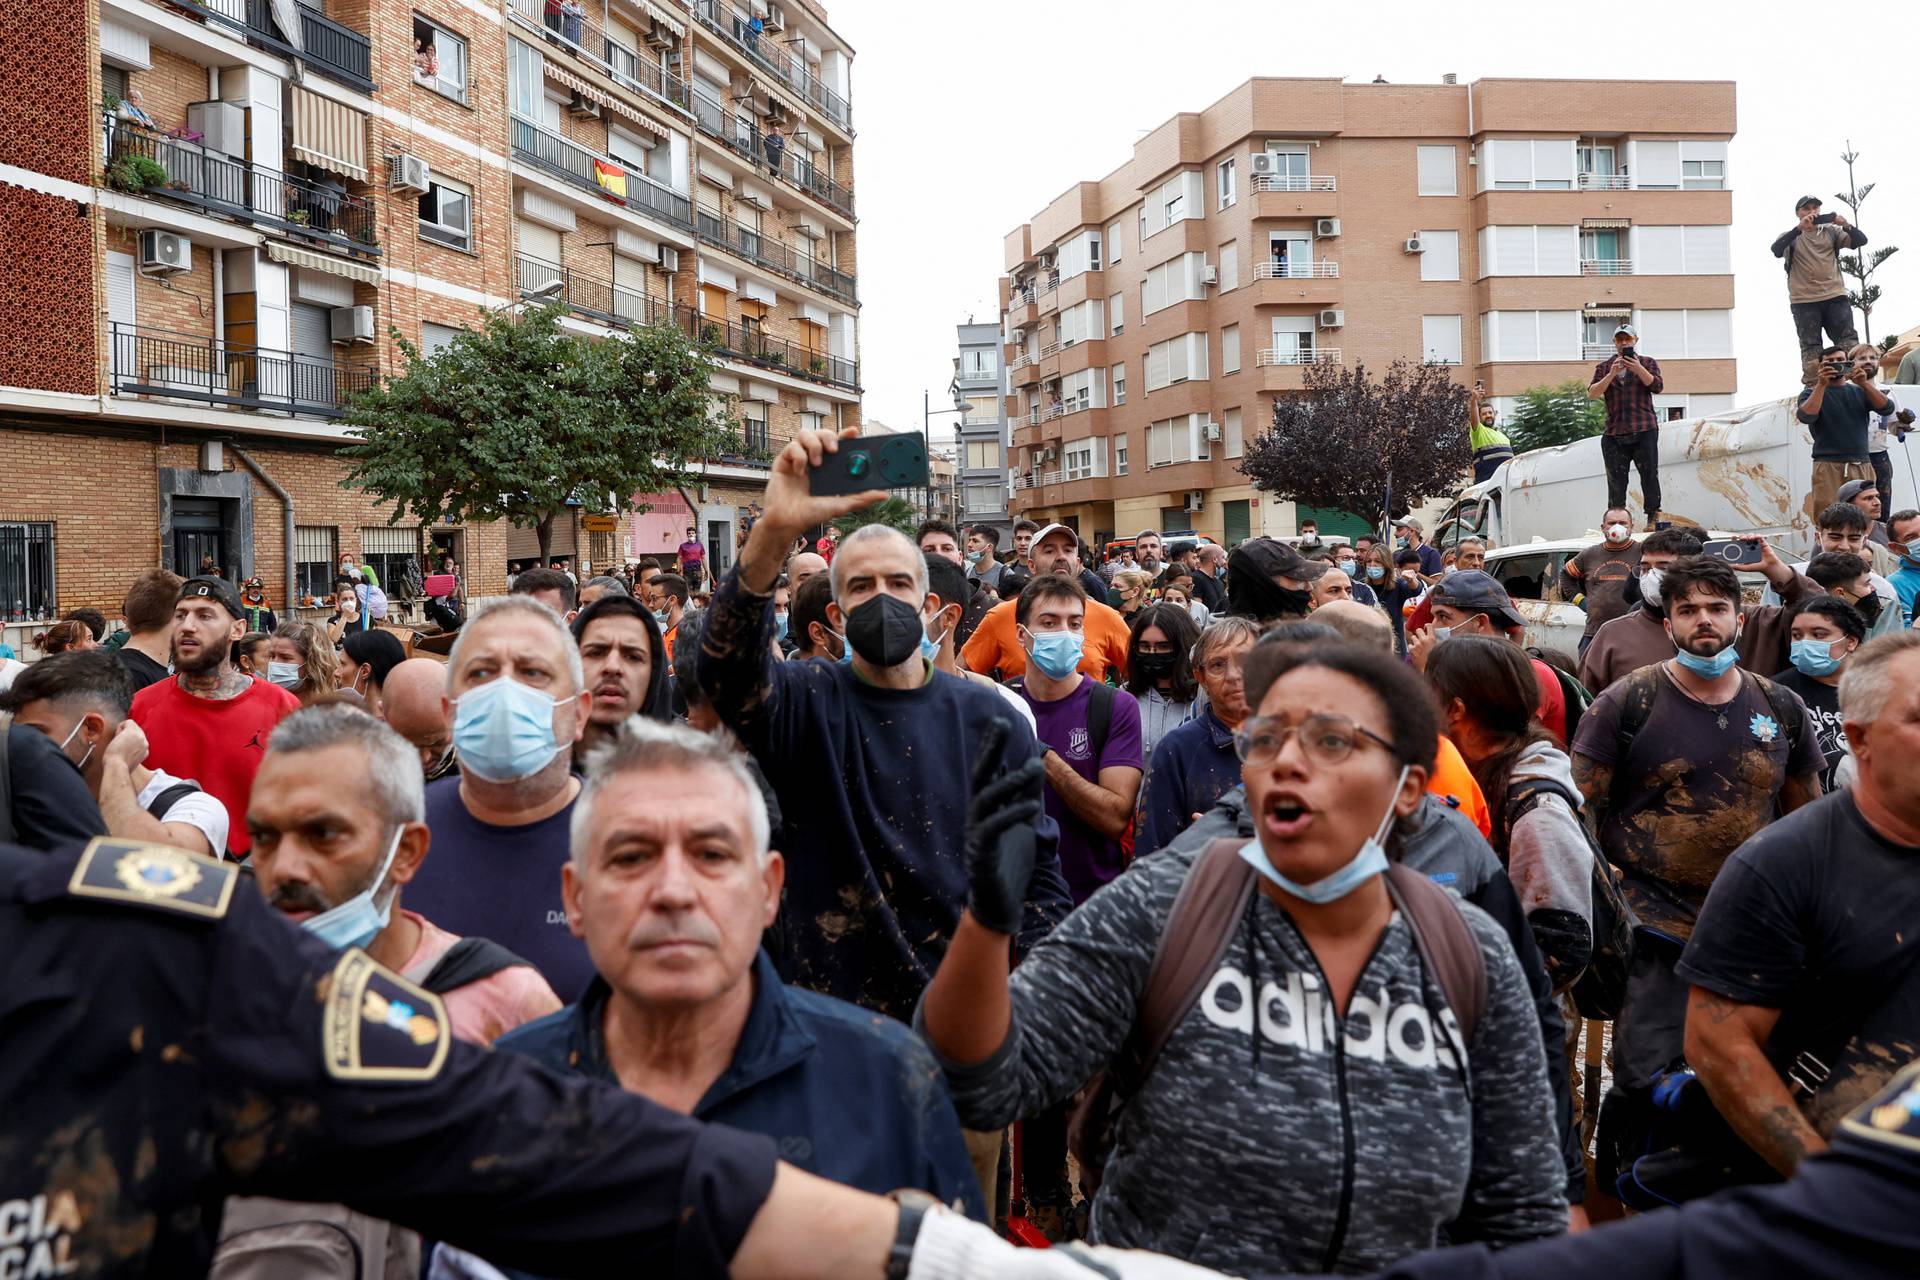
[{"left": 0, "top": 837, "right": 1015, "bottom": 1280}]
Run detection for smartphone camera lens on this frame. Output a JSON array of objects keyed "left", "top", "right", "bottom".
[{"left": 848, "top": 453, "right": 869, "bottom": 477}]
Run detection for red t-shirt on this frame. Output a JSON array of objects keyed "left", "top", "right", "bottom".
[{"left": 130, "top": 676, "right": 300, "bottom": 856}]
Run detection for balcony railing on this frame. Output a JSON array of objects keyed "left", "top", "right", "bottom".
[
  {"left": 170, "top": 0, "right": 372, "bottom": 89},
  {"left": 106, "top": 122, "right": 379, "bottom": 257},
  {"left": 506, "top": 0, "right": 692, "bottom": 110},
  {"left": 689, "top": 0, "right": 853, "bottom": 131},
  {"left": 1009, "top": 286, "right": 1036, "bottom": 308},
  {"left": 1581, "top": 258, "right": 1633, "bottom": 276},
  {"left": 510, "top": 116, "right": 694, "bottom": 231},
  {"left": 1583, "top": 342, "right": 1620, "bottom": 360},
  {"left": 1579, "top": 172, "right": 1631, "bottom": 191},
  {"left": 689, "top": 92, "right": 854, "bottom": 216},
  {"left": 109, "top": 322, "right": 373, "bottom": 418},
  {"left": 1036, "top": 273, "right": 1060, "bottom": 296},
  {"left": 1255, "top": 346, "right": 1341, "bottom": 367},
  {"left": 1252, "top": 173, "right": 1336, "bottom": 193},
  {"left": 1007, "top": 352, "right": 1032, "bottom": 370},
  {"left": 1254, "top": 260, "right": 1340, "bottom": 280},
  {"left": 515, "top": 253, "right": 859, "bottom": 388},
  {"left": 694, "top": 209, "right": 856, "bottom": 303}
]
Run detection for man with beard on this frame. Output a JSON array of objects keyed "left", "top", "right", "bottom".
[
  {"left": 1572, "top": 555, "right": 1824, "bottom": 1201},
  {"left": 129, "top": 576, "right": 298, "bottom": 858},
  {"left": 962, "top": 524, "right": 1131, "bottom": 682},
  {"left": 570, "top": 595, "right": 669, "bottom": 768}
]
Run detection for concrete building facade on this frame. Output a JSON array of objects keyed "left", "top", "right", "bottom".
[
  {"left": 951, "top": 320, "right": 1009, "bottom": 539},
  {"left": 999, "top": 76, "right": 1735, "bottom": 549},
  {"left": 0, "top": 0, "right": 857, "bottom": 646}
]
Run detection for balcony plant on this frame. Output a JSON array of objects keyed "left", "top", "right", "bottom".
[
  {"left": 105, "top": 154, "right": 170, "bottom": 194},
  {"left": 807, "top": 355, "right": 826, "bottom": 375}
]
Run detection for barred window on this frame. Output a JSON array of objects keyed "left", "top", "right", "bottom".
[
  {"left": 360, "top": 527, "right": 423, "bottom": 598},
  {"left": 0, "top": 523, "right": 56, "bottom": 621},
  {"left": 294, "top": 525, "right": 337, "bottom": 603}
]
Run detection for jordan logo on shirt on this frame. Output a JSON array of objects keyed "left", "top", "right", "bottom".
[{"left": 243, "top": 730, "right": 268, "bottom": 752}]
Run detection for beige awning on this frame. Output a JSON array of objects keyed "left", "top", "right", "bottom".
[
  {"left": 545, "top": 63, "right": 666, "bottom": 139},
  {"left": 265, "top": 240, "right": 382, "bottom": 284},
  {"left": 290, "top": 86, "right": 368, "bottom": 181},
  {"left": 1582, "top": 217, "right": 1631, "bottom": 229},
  {"left": 623, "top": 0, "right": 685, "bottom": 37}
]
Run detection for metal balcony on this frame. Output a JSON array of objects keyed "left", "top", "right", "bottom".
[
  {"left": 1581, "top": 258, "right": 1633, "bottom": 276},
  {"left": 694, "top": 209, "right": 856, "bottom": 303},
  {"left": 689, "top": 0, "right": 852, "bottom": 131},
  {"left": 169, "top": 0, "right": 373, "bottom": 90},
  {"left": 105, "top": 122, "right": 379, "bottom": 257},
  {"left": 1579, "top": 172, "right": 1631, "bottom": 191},
  {"left": 109, "top": 322, "right": 373, "bottom": 418},
  {"left": 1583, "top": 342, "right": 1620, "bottom": 359},
  {"left": 1254, "top": 259, "right": 1339, "bottom": 279},
  {"left": 510, "top": 116, "right": 694, "bottom": 232},
  {"left": 689, "top": 92, "right": 854, "bottom": 216},
  {"left": 1255, "top": 346, "right": 1341, "bottom": 367},
  {"left": 506, "top": 0, "right": 692, "bottom": 110},
  {"left": 1251, "top": 173, "right": 1336, "bottom": 193}
]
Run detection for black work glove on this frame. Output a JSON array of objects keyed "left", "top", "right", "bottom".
[{"left": 964, "top": 717, "right": 1045, "bottom": 936}]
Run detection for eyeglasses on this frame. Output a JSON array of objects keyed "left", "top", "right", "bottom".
[
  {"left": 1200, "top": 656, "right": 1246, "bottom": 680},
  {"left": 1234, "top": 714, "right": 1396, "bottom": 768}
]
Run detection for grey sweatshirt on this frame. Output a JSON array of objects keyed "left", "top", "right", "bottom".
[
  {"left": 1503, "top": 744, "right": 1595, "bottom": 992},
  {"left": 920, "top": 842, "right": 1566, "bottom": 1275}
]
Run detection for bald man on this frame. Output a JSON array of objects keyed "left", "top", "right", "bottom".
[
  {"left": 382, "top": 657, "right": 456, "bottom": 780},
  {"left": 786, "top": 551, "right": 829, "bottom": 590},
  {"left": 1311, "top": 598, "right": 1395, "bottom": 648}
]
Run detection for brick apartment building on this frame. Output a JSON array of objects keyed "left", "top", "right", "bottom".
[
  {"left": 999, "top": 76, "right": 1735, "bottom": 548},
  {"left": 0, "top": 0, "right": 858, "bottom": 647},
  {"left": 951, "top": 320, "right": 1010, "bottom": 538}
]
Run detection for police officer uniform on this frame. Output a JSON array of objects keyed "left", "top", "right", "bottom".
[{"left": 0, "top": 837, "right": 780, "bottom": 1278}]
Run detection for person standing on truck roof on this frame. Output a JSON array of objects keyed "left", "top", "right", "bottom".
[
  {"left": 1557, "top": 508, "right": 1643, "bottom": 663},
  {"left": 1587, "top": 323, "right": 1665, "bottom": 531},
  {"left": 1468, "top": 386, "right": 1514, "bottom": 484},
  {"left": 1772, "top": 195, "right": 1867, "bottom": 384}
]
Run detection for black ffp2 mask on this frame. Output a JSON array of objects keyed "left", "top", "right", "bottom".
[{"left": 845, "top": 593, "right": 926, "bottom": 667}]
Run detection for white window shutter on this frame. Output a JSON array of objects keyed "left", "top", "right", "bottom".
[
  {"left": 1422, "top": 315, "right": 1463, "bottom": 364},
  {"left": 1688, "top": 310, "right": 1733, "bottom": 358},
  {"left": 1539, "top": 312, "right": 1580, "bottom": 362},
  {"left": 106, "top": 252, "right": 137, "bottom": 331},
  {"left": 1683, "top": 226, "right": 1731, "bottom": 274},
  {"left": 1533, "top": 139, "right": 1575, "bottom": 187},
  {"left": 1420, "top": 231, "right": 1460, "bottom": 281},
  {"left": 1486, "top": 139, "right": 1531, "bottom": 186},
  {"left": 1493, "top": 226, "right": 1534, "bottom": 275},
  {"left": 1537, "top": 226, "right": 1579, "bottom": 275},
  {"left": 1634, "top": 141, "right": 1681, "bottom": 189},
  {"left": 1637, "top": 227, "right": 1684, "bottom": 276},
  {"left": 1638, "top": 310, "right": 1686, "bottom": 356},
  {"left": 1416, "top": 145, "right": 1457, "bottom": 196}
]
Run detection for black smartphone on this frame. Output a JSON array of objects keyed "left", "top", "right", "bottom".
[
  {"left": 809, "top": 435, "right": 929, "bottom": 497},
  {"left": 1813, "top": 213, "right": 1838, "bottom": 225},
  {"left": 1702, "top": 538, "right": 1765, "bottom": 567},
  {"left": 1617, "top": 347, "right": 1637, "bottom": 362},
  {"left": 1473, "top": 379, "right": 1485, "bottom": 393}
]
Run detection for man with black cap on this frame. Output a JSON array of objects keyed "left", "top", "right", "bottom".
[
  {"left": 1771, "top": 194, "right": 1868, "bottom": 383},
  {"left": 1406, "top": 570, "right": 1570, "bottom": 742},
  {"left": 1222, "top": 537, "right": 1329, "bottom": 624},
  {"left": 1588, "top": 322, "right": 1665, "bottom": 528},
  {"left": 129, "top": 576, "right": 300, "bottom": 858}
]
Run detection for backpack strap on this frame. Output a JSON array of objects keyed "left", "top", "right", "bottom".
[
  {"left": 418, "top": 936, "right": 533, "bottom": 994},
  {"left": 1750, "top": 671, "right": 1806, "bottom": 756},
  {"left": 1383, "top": 863, "right": 1487, "bottom": 1054},
  {"left": 1605, "top": 665, "right": 1665, "bottom": 810},
  {"left": 0, "top": 720, "right": 14, "bottom": 846},
  {"left": 1110, "top": 839, "right": 1257, "bottom": 1098},
  {"left": 1499, "top": 775, "right": 1581, "bottom": 851},
  {"left": 1087, "top": 680, "right": 1115, "bottom": 762},
  {"left": 145, "top": 781, "right": 201, "bottom": 823}
]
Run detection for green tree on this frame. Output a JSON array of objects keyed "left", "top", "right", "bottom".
[
  {"left": 1837, "top": 141, "right": 1899, "bottom": 344},
  {"left": 1240, "top": 358, "right": 1470, "bottom": 529},
  {"left": 1504, "top": 380, "right": 1607, "bottom": 453},
  {"left": 831, "top": 495, "right": 919, "bottom": 538},
  {"left": 341, "top": 301, "right": 727, "bottom": 563}
]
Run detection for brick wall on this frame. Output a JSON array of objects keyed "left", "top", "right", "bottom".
[
  {"left": 1, "top": 185, "right": 98, "bottom": 394},
  {"left": 0, "top": 0, "right": 92, "bottom": 184}
]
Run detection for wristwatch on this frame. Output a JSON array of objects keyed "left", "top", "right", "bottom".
[{"left": 886, "top": 1191, "right": 935, "bottom": 1279}]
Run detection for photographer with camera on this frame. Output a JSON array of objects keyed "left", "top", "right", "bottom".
[
  {"left": 1800, "top": 344, "right": 1895, "bottom": 519},
  {"left": 1851, "top": 343, "right": 1915, "bottom": 507},
  {"left": 1772, "top": 196, "right": 1869, "bottom": 383},
  {"left": 1587, "top": 323, "right": 1664, "bottom": 529}
]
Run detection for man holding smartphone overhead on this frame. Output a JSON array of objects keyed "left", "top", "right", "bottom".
[
  {"left": 1771, "top": 195, "right": 1868, "bottom": 383},
  {"left": 1800, "top": 344, "right": 1894, "bottom": 520},
  {"left": 1588, "top": 323, "right": 1665, "bottom": 529}
]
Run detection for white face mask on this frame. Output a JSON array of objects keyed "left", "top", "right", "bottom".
[{"left": 1606, "top": 523, "right": 1630, "bottom": 543}]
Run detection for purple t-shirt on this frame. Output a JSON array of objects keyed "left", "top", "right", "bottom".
[
  {"left": 678, "top": 540, "right": 705, "bottom": 565},
  {"left": 1019, "top": 678, "right": 1144, "bottom": 903}
]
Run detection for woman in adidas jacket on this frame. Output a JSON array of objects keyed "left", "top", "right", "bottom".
[{"left": 918, "top": 641, "right": 1565, "bottom": 1276}]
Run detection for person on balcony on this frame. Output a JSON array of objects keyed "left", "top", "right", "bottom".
[{"left": 762, "top": 124, "right": 786, "bottom": 177}]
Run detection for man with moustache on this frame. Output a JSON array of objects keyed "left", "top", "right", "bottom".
[{"left": 571, "top": 595, "right": 670, "bottom": 768}]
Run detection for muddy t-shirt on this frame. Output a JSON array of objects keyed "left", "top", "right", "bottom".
[
  {"left": 1573, "top": 665, "right": 1822, "bottom": 940},
  {"left": 1678, "top": 790, "right": 1920, "bottom": 1135},
  {"left": 1769, "top": 669, "right": 1848, "bottom": 792},
  {"left": 1563, "top": 541, "right": 1642, "bottom": 637}
]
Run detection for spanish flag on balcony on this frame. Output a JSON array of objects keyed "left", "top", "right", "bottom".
[{"left": 593, "top": 160, "right": 628, "bottom": 202}]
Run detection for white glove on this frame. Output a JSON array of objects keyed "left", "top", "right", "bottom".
[
  {"left": 906, "top": 1206, "right": 1230, "bottom": 1280},
  {"left": 1047, "top": 1244, "right": 1235, "bottom": 1279}
]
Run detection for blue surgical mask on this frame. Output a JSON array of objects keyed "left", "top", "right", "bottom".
[
  {"left": 965, "top": 549, "right": 986, "bottom": 565},
  {"left": 452, "top": 676, "right": 564, "bottom": 782},
  {"left": 1433, "top": 626, "right": 1453, "bottom": 642},
  {"left": 1366, "top": 566, "right": 1385, "bottom": 581},
  {"left": 1336, "top": 560, "right": 1357, "bottom": 576},
  {"left": 1790, "top": 637, "right": 1845, "bottom": 677},
  {"left": 1238, "top": 766, "right": 1409, "bottom": 904},
  {"left": 774, "top": 611, "right": 790, "bottom": 643},
  {"left": 267, "top": 661, "right": 302, "bottom": 689},
  {"left": 652, "top": 608, "right": 672, "bottom": 628},
  {"left": 302, "top": 826, "right": 403, "bottom": 951},
  {"left": 829, "top": 628, "right": 853, "bottom": 665},
  {"left": 1025, "top": 628, "right": 1084, "bottom": 679},
  {"left": 1673, "top": 637, "right": 1739, "bottom": 679},
  {"left": 918, "top": 611, "right": 948, "bottom": 662}
]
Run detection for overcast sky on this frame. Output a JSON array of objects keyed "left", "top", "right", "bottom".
[{"left": 830, "top": 0, "right": 1917, "bottom": 450}]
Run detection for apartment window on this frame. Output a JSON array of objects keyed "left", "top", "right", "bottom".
[
  {"left": 1144, "top": 334, "right": 1207, "bottom": 391},
  {"left": 293, "top": 525, "right": 337, "bottom": 602},
  {"left": 1218, "top": 241, "right": 1238, "bottom": 292},
  {"left": 1418, "top": 230, "right": 1460, "bottom": 281},
  {"left": 1147, "top": 415, "right": 1202, "bottom": 467},
  {"left": 1060, "top": 367, "right": 1106, "bottom": 413},
  {"left": 413, "top": 16, "right": 468, "bottom": 102},
  {"left": 1633, "top": 225, "right": 1732, "bottom": 275},
  {"left": 1631, "top": 309, "right": 1733, "bottom": 359},
  {"left": 1217, "top": 158, "right": 1236, "bottom": 209},
  {"left": 1112, "top": 363, "right": 1126, "bottom": 405},
  {"left": 1480, "top": 310, "right": 1581, "bottom": 361},
  {"left": 1482, "top": 138, "right": 1576, "bottom": 191},
  {"left": 1064, "top": 440, "right": 1099, "bottom": 481},
  {"left": 509, "top": 37, "right": 541, "bottom": 118},
  {"left": 1416, "top": 145, "right": 1457, "bottom": 196},
  {"left": 960, "top": 348, "right": 994, "bottom": 379},
  {"left": 360, "top": 527, "right": 422, "bottom": 597},
  {"left": 965, "top": 440, "right": 1002, "bottom": 469},
  {"left": 1422, "top": 315, "right": 1463, "bottom": 364},
  {"left": 419, "top": 177, "right": 472, "bottom": 249},
  {"left": 1141, "top": 171, "right": 1202, "bottom": 239},
  {"left": 1057, "top": 230, "right": 1102, "bottom": 279},
  {"left": 1107, "top": 220, "right": 1124, "bottom": 263},
  {"left": 964, "top": 482, "right": 1003, "bottom": 513},
  {"left": 1058, "top": 299, "right": 1105, "bottom": 346},
  {"left": 1109, "top": 294, "right": 1124, "bottom": 335},
  {"left": 1222, "top": 324, "right": 1241, "bottom": 374},
  {"left": 1682, "top": 159, "right": 1724, "bottom": 189},
  {"left": 1479, "top": 225, "right": 1579, "bottom": 276},
  {"left": 1114, "top": 435, "right": 1129, "bottom": 475},
  {"left": 1143, "top": 252, "right": 1205, "bottom": 315},
  {"left": 420, "top": 322, "right": 462, "bottom": 356},
  {"left": 1223, "top": 407, "right": 1244, "bottom": 459},
  {"left": 0, "top": 522, "right": 57, "bottom": 621}
]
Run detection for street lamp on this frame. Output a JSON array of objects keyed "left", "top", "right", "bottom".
[{"left": 923, "top": 390, "right": 971, "bottom": 519}]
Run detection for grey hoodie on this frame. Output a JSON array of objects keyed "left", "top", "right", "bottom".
[
  {"left": 921, "top": 840, "right": 1566, "bottom": 1275},
  {"left": 1503, "top": 743, "right": 1595, "bottom": 992}
]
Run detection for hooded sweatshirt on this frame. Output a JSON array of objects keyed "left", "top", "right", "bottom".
[
  {"left": 1500, "top": 743, "right": 1595, "bottom": 993},
  {"left": 920, "top": 841, "right": 1566, "bottom": 1275}
]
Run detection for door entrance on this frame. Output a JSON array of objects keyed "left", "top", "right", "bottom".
[{"left": 172, "top": 499, "right": 229, "bottom": 579}]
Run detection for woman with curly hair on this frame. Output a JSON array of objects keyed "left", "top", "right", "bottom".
[{"left": 268, "top": 620, "right": 337, "bottom": 707}]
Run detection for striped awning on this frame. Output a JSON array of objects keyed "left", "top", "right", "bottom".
[
  {"left": 626, "top": 0, "right": 685, "bottom": 37},
  {"left": 1582, "top": 217, "right": 1631, "bottom": 229},
  {"left": 289, "top": 86, "right": 368, "bottom": 181},
  {"left": 544, "top": 63, "right": 666, "bottom": 139},
  {"left": 265, "top": 241, "right": 382, "bottom": 284}
]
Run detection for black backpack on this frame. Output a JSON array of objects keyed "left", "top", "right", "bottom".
[{"left": 1502, "top": 776, "right": 1637, "bottom": 1020}]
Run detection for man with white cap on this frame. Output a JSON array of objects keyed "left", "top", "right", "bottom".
[
  {"left": 1588, "top": 321, "right": 1666, "bottom": 529},
  {"left": 962, "top": 523, "right": 1131, "bottom": 682}
]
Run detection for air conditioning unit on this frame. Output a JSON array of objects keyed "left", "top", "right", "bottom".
[
  {"left": 764, "top": 1, "right": 786, "bottom": 30},
  {"left": 390, "top": 153, "right": 430, "bottom": 194},
  {"left": 1250, "top": 153, "right": 1277, "bottom": 176},
  {"left": 1315, "top": 218, "right": 1342, "bottom": 238},
  {"left": 138, "top": 229, "right": 190, "bottom": 274},
  {"left": 644, "top": 17, "right": 676, "bottom": 47},
  {"left": 1403, "top": 236, "right": 1426, "bottom": 254},
  {"left": 1204, "top": 421, "right": 1223, "bottom": 443},
  {"left": 330, "top": 305, "right": 375, "bottom": 345},
  {"left": 567, "top": 90, "right": 602, "bottom": 120},
  {"left": 658, "top": 245, "right": 681, "bottom": 272},
  {"left": 1200, "top": 264, "right": 1219, "bottom": 285},
  {"left": 1319, "top": 309, "right": 1345, "bottom": 329},
  {"left": 1185, "top": 490, "right": 1206, "bottom": 512}
]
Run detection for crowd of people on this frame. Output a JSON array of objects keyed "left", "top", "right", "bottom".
[{"left": 11, "top": 387, "right": 1920, "bottom": 1278}]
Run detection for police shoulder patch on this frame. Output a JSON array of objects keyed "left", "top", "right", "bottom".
[
  {"left": 67, "top": 837, "right": 236, "bottom": 919},
  {"left": 1839, "top": 1058, "right": 1920, "bottom": 1153},
  {"left": 320, "top": 949, "right": 451, "bottom": 1083}
]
